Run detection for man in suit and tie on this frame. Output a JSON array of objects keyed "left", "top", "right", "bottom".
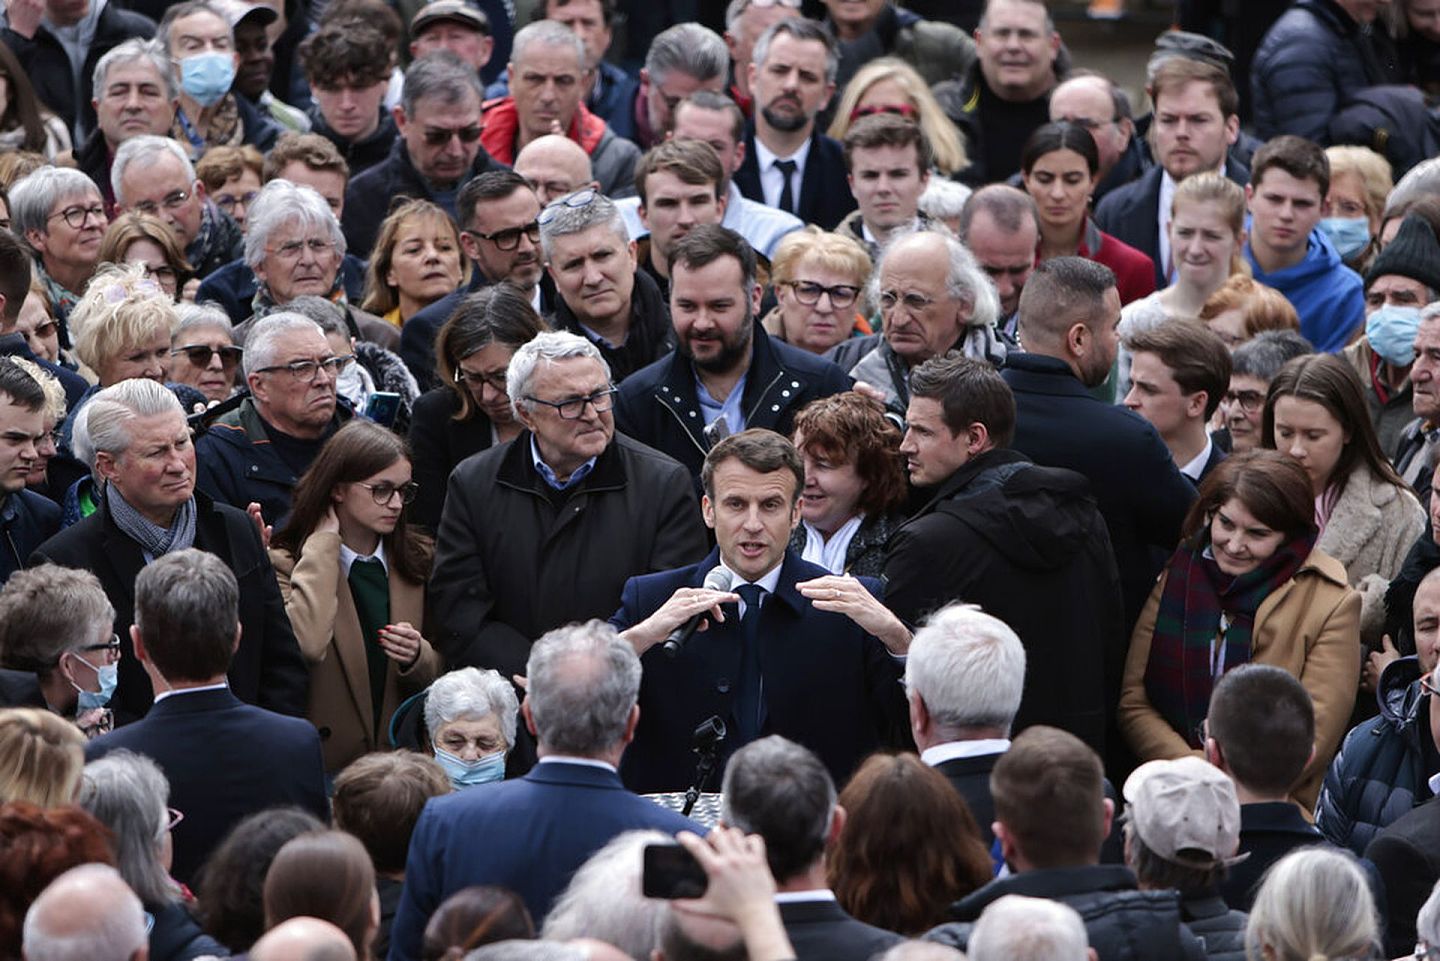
[
  {"left": 733, "top": 19, "right": 856, "bottom": 232},
  {"left": 1121, "top": 319, "right": 1231, "bottom": 484},
  {"left": 85, "top": 549, "right": 329, "bottom": 885},
  {"left": 388, "top": 620, "right": 700, "bottom": 961},
  {"left": 612, "top": 429, "right": 911, "bottom": 794}
]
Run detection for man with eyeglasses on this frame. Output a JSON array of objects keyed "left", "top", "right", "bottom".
[
  {"left": 513, "top": 133, "right": 597, "bottom": 206},
  {"left": 615, "top": 225, "right": 852, "bottom": 482},
  {"left": 112, "top": 135, "right": 244, "bottom": 280},
  {"left": 342, "top": 51, "right": 503, "bottom": 259},
  {"left": 195, "top": 313, "right": 351, "bottom": 524},
  {"left": 1049, "top": 73, "right": 1143, "bottom": 205},
  {"left": 429, "top": 330, "right": 707, "bottom": 720},
  {"left": 829, "top": 230, "right": 1008, "bottom": 426},
  {"left": 616, "top": 22, "right": 728, "bottom": 151}
]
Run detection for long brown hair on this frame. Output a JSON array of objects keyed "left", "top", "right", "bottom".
[
  {"left": 271, "top": 420, "right": 432, "bottom": 583},
  {"left": 1182, "top": 449, "right": 1316, "bottom": 545},
  {"left": 827, "top": 753, "right": 993, "bottom": 935},
  {"left": 361, "top": 199, "right": 471, "bottom": 318},
  {"left": 262, "top": 831, "right": 376, "bottom": 959},
  {"left": 0, "top": 43, "right": 48, "bottom": 153}
]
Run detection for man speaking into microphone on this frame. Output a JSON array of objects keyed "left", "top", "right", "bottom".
[{"left": 611, "top": 429, "right": 913, "bottom": 793}]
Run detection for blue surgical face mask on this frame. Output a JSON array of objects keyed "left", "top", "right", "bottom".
[
  {"left": 1366, "top": 304, "right": 1423, "bottom": 366},
  {"left": 71, "top": 656, "right": 118, "bottom": 711},
  {"left": 433, "top": 746, "right": 505, "bottom": 789},
  {"left": 179, "top": 52, "right": 236, "bottom": 108},
  {"left": 1320, "top": 216, "right": 1372, "bottom": 261}
]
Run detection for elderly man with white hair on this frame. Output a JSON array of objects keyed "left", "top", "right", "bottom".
[
  {"left": 193, "top": 311, "right": 352, "bottom": 525},
  {"left": 23, "top": 864, "right": 149, "bottom": 961},
  {"left": 32, "top": 376, "right": 307, "bottom": 726},
  {"left": 112, "top": 135, "right": 243, "bottom": 278},
  {"left": 429, "top": 329, "right": 707, "bottom": 691}
]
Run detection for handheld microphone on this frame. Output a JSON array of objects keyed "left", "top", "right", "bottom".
[{"left": 663, "top": 567, "right": 734, "bottom": 658}]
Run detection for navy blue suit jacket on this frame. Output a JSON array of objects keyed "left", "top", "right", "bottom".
[
  {"left": 610, "top": 549, "right": 909, "bottom": 794},
  {"left": 734, "top": 126, "right": 856, "bottom": 232},
  {"left": 85, "top": 687, "right": 328, "bottom": 886},
  {"left": 388, "top": 761, "right": 699, "bottom": 961}
]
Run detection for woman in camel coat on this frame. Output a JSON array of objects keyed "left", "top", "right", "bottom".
[
  {"left": 270, "top": 420, "right": 439, "bottom": 772},
  {"left": 1119, "top": 451, "right": 1360, "bottom": 811}
]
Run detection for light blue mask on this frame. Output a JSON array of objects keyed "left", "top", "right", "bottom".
[
  {"left": 434, "top": 746, "right": 505, "bottom": 789},
  {"left": 179, "top": 52, "right": 236, "bottom": 108},
  {"left": 1320, "top": 216, "right": 1372, "bottom": 260},
  {"left": 73, "top": 659, "right": 118, "bottom": 711},
  {"left": 1366, "top": 304, "right": 1423, "bottom": 366}
]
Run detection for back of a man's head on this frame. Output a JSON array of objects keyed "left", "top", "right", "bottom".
[
  {"left": 967, "top": 895, "right": 1089, "bottom": 961},
  {"left": 719, "top": 735, "right": 835, "bottom": 883},
  {"left": 525, "top": 620, "right": 640, "bottom": 758},
  {"left": 1016, "top": 257, "right": 1117, "bottom": 354},
  {"left": 1206, "top": 664, "right": 1314, "bottom": 799},
  {"left": 249, "top": 917, "right": 356, "bottom": 961},
  {"left": 991, "top": 726, "right": 1106, "bottom": 870},
  {"left": 134, "top": 548, "right": 239, "bottom": 683},
  {"left": 23, "top": 864, "right": 147, "bottom": 961},
  {"left": 906, "top": 603, "right": 1026, "bottom": 740}
]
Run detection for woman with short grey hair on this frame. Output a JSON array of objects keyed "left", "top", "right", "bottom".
[
  {"left": 9, "top": 166, "right": 109, "bottom": 325},
  {"left": 422, "top": 667, "right": 520, "bottom": 791},
  {"left": 76, "top": 750, "right": 228, "bottom": 961}
]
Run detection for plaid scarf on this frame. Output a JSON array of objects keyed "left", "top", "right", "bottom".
[{"left": 1143, "top": 530, "right": 1316, "bottom": 748}]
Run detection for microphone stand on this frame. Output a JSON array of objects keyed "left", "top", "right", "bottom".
[{"left": 683, "top": 715, "right": 727, "bottom": 818}]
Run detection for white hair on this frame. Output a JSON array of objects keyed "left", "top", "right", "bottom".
[
  {"left": 905, "top": 603, "right": 1026, "bottom": 735},
  {"left": 242, "top": 312, "right": 325, "bottom": 377},
  {"left": 92, "top": 38, "right": 178, "bottom": 104},
  {"left": 919, "top": 177, "right": 974, "bottom": 223},
  {"left": 541, "top": 829, "right": 669, "bottom": 957},
  {"left": 1245, "top": 848, "right": 1379, "bottom": 961},
  {"left": 9, "top": 167, "right": 101, "bottom": 239},
  {"left": 873, "top": 230, "right": 1000, "bottom": 332},
  {"left": 423, "top": 667, "right": 520, "bottom": 750},
  {"left": 111, "top": 135, "right": 196, "bottom": 205},
  {"left": 243, "top": 180, "right": 347, "bottom": 271},
  {"left": 22, "top": 864, "right": 148, "bottom": 961},
  {"left": 505, "top": 329, "right": 611, "bottom": 412},
  {"left": 511, "top": 19, "right": 586, "bottom": 69},
  {"left": 80, "top": 378, "right": 185, "bottom": 479},
  {"left": 968, "top": 895, "right": 1088, "bottom": 961}
]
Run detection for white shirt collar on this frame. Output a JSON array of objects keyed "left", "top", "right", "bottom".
[
  {"left": 920, "top": 739, "right": 1012, "bottom": 766},
  {"left": 773, "top": 890, "right": 837, "bottom": 904},
  {"left": 753, "top": 134, "right": 812, "bottom": 170},
  {"left": 718, "top": 558, "right": 784, "bottom": 595},
  {"left": 538, "top": 755, "right": 618, "bottom": 773},
  {"left": 339, "top": 539, "right": 388, "bottom": 578},
  {"left": 154, "top": 681, "right": 230, "bottom": 704},
  {"left": 1178, "top": 435, "right": 1214, "bottom": 482}
]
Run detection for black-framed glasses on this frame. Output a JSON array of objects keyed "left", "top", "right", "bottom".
[
  {"left": 1223, "top": 389, "right": 1265, "bottom": 413},
  {"left": 138, "top": 264, "right": 178, "bottom": 285},
  {"left": 356, "top": 481, "right": 419, "bottom": 505},
  {"left": 538, "top": 189, "right": 598, "bottom": 225},
  {"left": 524, "top": 386, "right": 616, "bottom": 419},
  {"left": 465, "top": 220, "right": 540, "bottom": 251},
  {"left": 49, "top": 203, "right": 105, "bottom": 230},
  {"left": 788, "top": 280, "right": 860, "bottom": 309},
  {"left": 422, "top": 124, "right": 483, "bottom": 147},
  {"left": 455, "top": 366, "right": 507, "bottom": 393},
  {"left": 133, "top": 189, "right": 190, "bottom": 217},
  {"left": 254, "top": 355, "right": 353, "bottom": 381},
  {"left": 172, "top": 344, "right": 243, "bottom": 370},
  {"left": 879, "top": 289, "right": 939, "bottom": 313},
  {"left": 80, "top": 634, "right": 122, "bottom": 664},
  {"left": 215, "top": 190, "right": 258, "bottom": 215}
]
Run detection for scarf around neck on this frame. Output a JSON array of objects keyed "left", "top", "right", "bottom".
[
  {"left": 1144, "top": 529, "right": 1317, "bottom": 748},
  {"left": 107, "top": 485, "right": 197, "bottom": 559}
]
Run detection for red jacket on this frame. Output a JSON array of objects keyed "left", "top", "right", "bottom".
[{"left": 480, "top": 96, "right": 608, "bottom": 165}]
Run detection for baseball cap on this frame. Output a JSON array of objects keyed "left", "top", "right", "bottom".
[
  {"left": 411, "top": 0, "right": 490, "bottom": 37},
  {"left": 212, "top": 0, "right": 279, "bottom": 29},
  {"left": 1122, "top": 756, "right": 1247, "bottom": 870}
]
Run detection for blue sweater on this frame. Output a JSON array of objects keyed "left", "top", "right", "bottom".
[{"left": 1244, "top": 228, "right": 1365, "bottom": 353}]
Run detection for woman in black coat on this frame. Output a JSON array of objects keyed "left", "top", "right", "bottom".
[{"left": 408, "top": 283, "right": 546, "bottom": 531}]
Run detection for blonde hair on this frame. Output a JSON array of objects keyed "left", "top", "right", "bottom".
[
  {"left": 771, "top": 226, "right": 873, "bottom": 288},
  {"left": 0, "top": 708, "right": 85, "bottom": 807},
  {"left": 827, "top": 59, "right": 969, "bottom": 177},
  {"left": 9, "top": 357, "right": 64, "bottom": 422},
  {"left": 361, "top": 199, "right": 471, "bottom": 318},
  {"left": 1244, "top": 847, "right": 1378, "bottom": 961},
  {"left": 1325, "top": 146, "right": 1394, "bottom": 223},
  {"left": 1170, "top": 172, "right": 1249, "bottom": 278},
  {"left": 69, "top": 262, "right": 178, "bottom": 377}
]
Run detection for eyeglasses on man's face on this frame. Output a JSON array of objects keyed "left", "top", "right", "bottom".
[
  {"left": 524, "top": 386, "right": 617, "bottom": 419},
  {"left": 132, "top": 189, "right": 191, "bottom": 217},
  {"left": 465, "top": 220, "right": 541, "bottom": 252},
  {"left": 254, "top": 355, "right": 354, "bottom": 381}
]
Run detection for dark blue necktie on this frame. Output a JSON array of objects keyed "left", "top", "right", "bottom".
[
  {"left": 734, "top": 584, "right": 766, "bottom": 744},
  {"left": 775, "top": 159, "right": 798, "bottom": 215}
]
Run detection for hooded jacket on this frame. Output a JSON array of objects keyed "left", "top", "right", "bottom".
[
  {"left": 480, "top": 97, "right": 639, "bottom": 199},
  {"left": 309, "top": 106, "right": 399, "bottom": 178},
  {"left": 1317, "top": 655, "right": 1433, "bottom": 854},
  {"left": 884, "top": 447, "right": 1125, "bottom": 758},
  {"left": 1244, "top": 228, "right": 1365, "bottom": 353}
]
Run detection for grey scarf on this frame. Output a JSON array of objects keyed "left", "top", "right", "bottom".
[{"left": 107, "top": 486, "right": 197, "bottom": 559}]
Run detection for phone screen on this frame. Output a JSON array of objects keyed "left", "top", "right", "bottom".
[{"left": 641, "top": 843, "right": 708, "bottom": 899}]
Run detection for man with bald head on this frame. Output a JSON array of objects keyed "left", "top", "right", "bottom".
[
  {"left": 1002, "top": 257, "right": 1195, "bottom": 636},
  {"left": 958, "top": 185, "right": 1041, "bottom": 337},
  {"left": 515, "top": 134, "right": 598, "bottom": 205},
  {"left": 23, "top": 864, "right": 147, "bottom": 961},
  {"left": 250, "top": 918, "right": 357, "bottom": 961},
  {"left": 1048, "top": 73, "right": 1142, "bottom": 203}
]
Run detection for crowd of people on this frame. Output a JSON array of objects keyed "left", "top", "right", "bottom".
[{"left": 3, "top": 0, "right": 1440, "bottom": 958}]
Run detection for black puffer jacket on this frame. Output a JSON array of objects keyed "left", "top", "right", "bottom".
[
  {"left": 1181, "top": 893, "right": 1247, "bottom": 961},
  {"left": 1251, "top": 0, "right": 1402, "bottom": 142},
  {"left": 1316, "top": 655, "right": 1432, "bottom": 855}
]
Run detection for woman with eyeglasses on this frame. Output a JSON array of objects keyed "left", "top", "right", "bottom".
[
  {"left": 195, "top": 145, "right": 264, "bottom": 234},
  {"left": 169, "top": 305, "right": 242, "bottom": 407},
  {"left": 0, "top": 564, "right": 118, "bottom": 739},
  {"left": 362, "top": 199, "right": 470, "bottom": 328},
  {"left": 15, "top": 273, "right": 61, "bottom": 367},
  {"left": 8, "top": 166, "right": 109, "bottom": 328},
  {"left": 409, "top": 283, "right": 546, "bottom": 531},
  {"left": 1118, "top": 449, "right": 1361, "bottom": 811},
  {"left": 827, "top": 59, "right": 969, "bottom": 179},
  {"left": 1021, "top": 122, "right": 1156, "bottom": 306},
  {"left": 98, "top": 213, "right": 196, "bottom": 305},
  {"left": 762, "top": 227, "right": 874, "bottom": 356},
  {"left": 269, "top": 419, "right": 440, "bottom": 773}
]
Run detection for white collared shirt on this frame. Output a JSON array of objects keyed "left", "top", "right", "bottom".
[
  {"left": 920, "top": 739, "right": 1012, "bottom": 767},
  {"left": 154, "top": 681, "right": 229, "bottom": 704},
  {"left": 774, "top": 890, "right": 837, "bottom": 904},
  {"left": 753, "top": 136, "right": 813, "bottom": 211},
  {"left": 538, "top": 755, "right": 618, "bottom": 773},
  {"left": 1178, "top": 435, "right": 1214, "bottom": 482},
  {"left": 339, "top": 539, "right": 388, "bottom": 578},
  {"left": 717, "top": 559, "right": 784, "bottom": 616}
]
